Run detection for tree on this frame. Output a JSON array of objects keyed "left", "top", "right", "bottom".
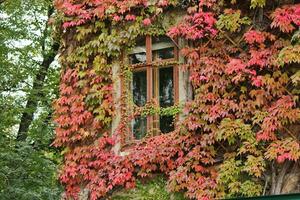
[
  {"left": 0, "top": 0, "right": 62, "bottom": 199},
  {"left": 13, "top": 3, "right": 59, "bottom": 142}
]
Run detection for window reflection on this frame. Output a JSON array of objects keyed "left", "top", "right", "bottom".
[
  {"left": 152, "top": 36, "right": 175, "bottom": 61},
  {"left": 132, "top": 71, "right": 147, "bottom": 107},
  {"left": 129, "top": 37, "right": 146, "bottom": 64},
  {"left": 159, "top": 67, "right": 174, "bottom": 107},
  {"left": 160, "top": 115, "right": 174, "bottom": 133},
  {"left": 132, "top": 70, "right": 147, "bottom": 139},
  {"left": 159, "top": 67, "right": 175, "bottom": 133},
  {"left": 132, "top": 116, "right": 147, "bottom": 139},
  {"left": 129, "top": 53, "right": 146, "bottom": 64},
  {"left": 153, "top": 47, "right": 174, "bottom": 61}
]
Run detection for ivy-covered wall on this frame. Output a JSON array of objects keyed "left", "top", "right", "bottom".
[{"left": 53, "top": 1, "right": 300, "bottom": 200}]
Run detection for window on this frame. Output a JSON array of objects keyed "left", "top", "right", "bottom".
[{"left": 129, "top": 35, "right": 178, "bottom": 140}]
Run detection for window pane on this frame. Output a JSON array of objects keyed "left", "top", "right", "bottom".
[
  {"left": 129, "top": 37, "right": 146, "bottom": 64},
  {"left": 152, "top": 36, "right": 175, "bottom": 61},
  {"left": 132, "top": 116, "right": 147, "bottom": 139},
  {"left": 132, "top": 70, "right": 147, "bottom": 107},
  {"left": 153, "top": 47, "right": 174, "bottom": 61},
  {"left": 129, "top": 53, "right": 146, "bottom": 64},
  {"left": 159, "top": 66, "right": 174, "bottom": 133},
  {"left": 160, "top": 116, "right": 174, "bottom": 133},
  {"left": 152, "top": 36, "right": 173, "bottom": 48},
  {"left": 159, "top": 67, "right": 174, "bottom": 107}
]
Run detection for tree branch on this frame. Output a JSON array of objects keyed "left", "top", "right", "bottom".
[{"left": 16, "top": 5, "right": 59, "bottom": 141}]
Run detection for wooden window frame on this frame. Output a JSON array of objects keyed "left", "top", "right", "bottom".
[{"left": 128, "top": 35, "right": 179, "bottom": 141}]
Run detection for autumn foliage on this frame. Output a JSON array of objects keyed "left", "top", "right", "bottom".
[{"left": 53, "top": 0, "right": 300, "bottom": 199}]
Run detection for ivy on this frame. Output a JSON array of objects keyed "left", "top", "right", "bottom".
[
  {"left": 138, "top": 104, "right": 182, "bottom": 117},
  {"left": 277, "top": 45, "right": 300, "bottom": 65},
  {"left": 250, "top": 0, "right": 266, "bottom": 8},
  {"left": 271, "top": 4, "right": 300, "bottom": 33},
  {"left": 54, "top": 1, "right": 300, "bottom": 200},
  {"left": 216, "top": 9, "right": 251, "bottom": 32}
]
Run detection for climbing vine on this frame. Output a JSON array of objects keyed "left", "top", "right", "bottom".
[{"left": 53, "top": 0, "right": 300, "bottom": 200}]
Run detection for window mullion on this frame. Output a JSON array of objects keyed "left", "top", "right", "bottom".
[
  {"left": 146, "top": 36, "right": 154, "bottom": 134},
  {"left": 153, "top": 67, "right": 159, "bottom": 135},
  {"left": 146, "top": 35, "right": 152, "bottom": 64}
]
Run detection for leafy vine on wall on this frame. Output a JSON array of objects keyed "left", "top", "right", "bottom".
[{"left": 53, "top": 0, "right": 300, "bottom": 199}]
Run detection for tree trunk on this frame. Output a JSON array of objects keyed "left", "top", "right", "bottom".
[
  {"left": 16, "top": 5, "right": 59, "bottom": 141},
  {"left": 282, "top": 162, "right": 300, "bottom": 194},
  {"left": 274, "top": 161, "right": 291, "bottom": 194},
  {"left": 270, "top": 162, "right": 276, "bottom": 194},
  {"left": 269, "top": 161, "right": 292, "bottom": 195}
]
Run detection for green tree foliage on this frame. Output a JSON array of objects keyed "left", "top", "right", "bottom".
[
  {"left": 0, "top": 140, "right": 61, "bottom": 200},
  {"left": 0, "top": 0, "right": 62, "bottom": 199}
]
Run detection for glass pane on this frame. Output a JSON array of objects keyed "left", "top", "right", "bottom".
[
  {"left": 160, "top": 116, "right": 174, "bottom": 133},
  {"left": 129, "top": 37, "right": 146, "bottom": 64},
  {"left": 152, "top": 36, "right": 173, "bottom": 48},
  {"left": 132, "top": 116, "right": 147, "bottom": 139},
  {"left": 152, "top": 36, "right": 175, "bottom": 61},
  {"left": 129, "top": 53, "right": 146, "bottom": 64},
  {"left": 159, "top": 67, "right": 174, "bottom": 107},
  {"left": 152, "top": 47, "right": 174, "bottom": 61},
  {"left": 132, "top": 70, "right": 147, "bottom": 107}
]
